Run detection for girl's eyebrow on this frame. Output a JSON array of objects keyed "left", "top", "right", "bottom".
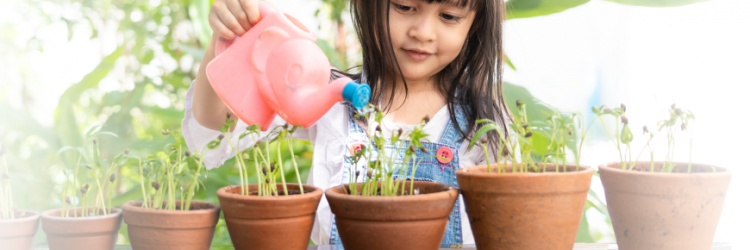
[{"left": 417, "top": 0, "right": 474, "bottom": 9}]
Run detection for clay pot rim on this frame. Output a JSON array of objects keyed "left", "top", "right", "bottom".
[
  {"left": 324, "top": 181, "right": 459, "bottom": 202},
  {"left": 216, "top": 183, "right": 324, "bottom": 201},
  {"left": 0, "top": 209, "right": 40, "bottom": 223},
  {"left": 457, "top": 164, "right": 594, "bottom": 177},
  {"left": 599, "top": 161, "right": 731, "bottom": 177},
  {"left": 122, "top": 200, "right": 220, "bottom": 215},
  {"left": 41, "top": 207, "right": 122, "bottom": 221}
]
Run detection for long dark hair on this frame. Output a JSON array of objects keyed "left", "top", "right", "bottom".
[{"left": 336, "top": 0, "right": 510, "bottom": 156}]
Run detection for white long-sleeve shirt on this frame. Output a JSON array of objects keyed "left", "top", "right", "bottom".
[{"left": 182, "top": 81, "right": 492, "bottom": 245}]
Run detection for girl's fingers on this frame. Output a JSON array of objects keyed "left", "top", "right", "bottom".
[
  {"left": 209, "top": 11, "right": 235, "bottom": 40},
  {"left": 240, "top": 0, "right": 261, "bottom": 25},
  {"left": 225, "top": 0, "right": 252, "bottom": 31},
  {"left": 212, "top": 1, "right": 246, "bottom": 37}
]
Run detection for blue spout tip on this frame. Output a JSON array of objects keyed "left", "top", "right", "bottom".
[{"left": 342, "top": 82, "right": 371, "bottom": 110}]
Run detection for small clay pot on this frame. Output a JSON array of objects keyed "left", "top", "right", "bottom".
[
  {"left": 0, "top": 210, "right": 40, "bottom": 250},
  {"left": 122, "top": 200, "right": 221, "bottom": 250},
  {"left": 599, "top": 162, "right": 731, "bottom": 250},
  {"left": 217, "top": 183, "right": 323, "bottom": 250},
  {"left": 456, "top": 164, "right": 593, "bottom": 250},
  {"left": 41, "top": 207, "right": 122, "bottom": 250},
  {"left": 325, "top": 181, "right": 459, "bottom": 250}
]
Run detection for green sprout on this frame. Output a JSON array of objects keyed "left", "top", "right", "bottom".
[
  {"left": 345, "top": 104, "right": 433, "bottom": 196},
  {"left": 470, "top": 100, "right": 594, "bottom": 173},
  {"left": 58, "top": 125, "right": 124, "bottom": 217},
  {"left": 132, "top": 129, "right": 214, "bottom": 210},
  {"left": 593, "top": 104, "right": 695, "bottom": 173},
  {"left": 221, "top": 114, "right": 306, "bottom": 197}
]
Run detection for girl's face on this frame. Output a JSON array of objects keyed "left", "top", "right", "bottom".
[{"left": 388, "top": 0, "right": 475, "bottom": 84}]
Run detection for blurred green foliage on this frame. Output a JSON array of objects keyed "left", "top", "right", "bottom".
[{"left": 0, "top": 0, "right": 709, "bottom": 246}]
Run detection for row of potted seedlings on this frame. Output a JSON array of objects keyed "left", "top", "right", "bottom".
[{"left": 0, "top": 102, "right": 731, "bottom": 250}]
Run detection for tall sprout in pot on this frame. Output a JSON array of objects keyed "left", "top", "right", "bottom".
[
  {"left": 457, "top": 100, "right": 594, "bottom": 250},
  {"left": 324, "top": 104, "right": 459, "bottom": 250},
  {"left": 122, "top": 129, "right": 221, "bottom": 250},
  {"left": 595, "top": 104, "right": 731, "bottom": 250},
  {"left": 0, "top": 143, "right": 41, "bottom": 250},
  {"left": 42, "top": 126, "right": 123, "bottom": 250},
  {"left": 214, "top": 114, "right": 323, "bottom": 250}
]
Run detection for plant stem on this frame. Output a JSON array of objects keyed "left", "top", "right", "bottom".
[
  {"left": 276, "top": 135, "right": 288, "bottom": 196},
  {"left": 287, "top": 136, "right": 304, "bottom": 194},
  {"left": 481, "top": 144, "right": 491, "bottom": 173},
  {"left": 253, "top": 148, "right": 263, "bottom": 196}
]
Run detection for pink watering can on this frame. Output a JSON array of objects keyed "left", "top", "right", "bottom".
[{"left": 206, "top": 3, "right": 370, "bottom": 131}]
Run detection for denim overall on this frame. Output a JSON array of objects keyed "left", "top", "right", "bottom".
[{"left": 330, "top": 106, "right": 468, "bottom": 248}]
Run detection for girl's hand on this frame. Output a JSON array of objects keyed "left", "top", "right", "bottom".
[{"left": 209, "top": 0, "right": 260, "bottom": 40}]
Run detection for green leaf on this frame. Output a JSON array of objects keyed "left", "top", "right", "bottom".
[
  {"left": 503, "top": 54, "right": 517, "bottom": 71},
  {"left": 604, "top": 0, "right": 711, "bottom": 7},
  {"left": 469, "top": 123, "right": 501, "bottom": 150},
  {"left": 189, "top": 0, "right": 213, "bottom": 48},
  {"left": 55, "top": 45, "right": 124, "bottom": 147},
  {"left": 506, "top": 0, "right": 590, "bottom": 19},
  {"left": 620, "top": 124, "right": 633, "bottom": 144},
  {"left": 142, "top": 50, "right": 155, "bottom": 64}
]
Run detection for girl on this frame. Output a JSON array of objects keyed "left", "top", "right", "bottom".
[{"left": 185, "top": 0, "right": 509, "bottom": 246}]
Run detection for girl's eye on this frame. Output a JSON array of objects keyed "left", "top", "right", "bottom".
[
  {"left": 440, "top": 13, "right": 460, "bottom": 22},
  {"left": 395, "top": 4, "right": 413, "bottom": 12}
]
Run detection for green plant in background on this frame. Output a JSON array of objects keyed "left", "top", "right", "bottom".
[
  {"left": 344, "top": 104, "right": 432, "bottom": 197},
  {"left": 57, "top": 125, "right": 125, "bottom": 217},
  {"left": 0, "top": 143, "right": 15, "bottom": 220},
  {"left": 594, "top": 104, "right": 696, "bottom": 173}
]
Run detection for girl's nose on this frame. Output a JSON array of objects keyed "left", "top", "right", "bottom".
[{"left": 407, "top": 16, "right": 436, "bottom": 43}]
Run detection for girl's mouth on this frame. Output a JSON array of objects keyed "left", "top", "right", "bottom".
[{"left": 403, "top": 49, "right": 432, "bottom": 61}]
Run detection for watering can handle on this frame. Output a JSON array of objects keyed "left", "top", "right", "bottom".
[{"left": 215, "top": 2, "right": 276, "bottom": 56}]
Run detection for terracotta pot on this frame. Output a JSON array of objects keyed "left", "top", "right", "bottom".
[
  {"left": 0, "top": 210, "right": 40, "bottom": 250},
  {"left": 456, "top": 164, "right": 593, "bottom": 250},
  {"left": 325, "top": 181, "right": 459, "bottom": 250},
  {"left": 122, "top": 200, "right": 221, "bottom": 250},
  {"left": 217, "top": 183, "right": 323, "bottom": 250},
  {"left": 41, "top": 207, "right": 122, "bottom": 250},
  {"left": 599, "top": 162, "right": 731, "bottom": 250}
]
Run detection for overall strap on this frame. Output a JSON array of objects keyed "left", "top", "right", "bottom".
[{"left": 438, "top": 106, "right": 470, "bottom": 146}]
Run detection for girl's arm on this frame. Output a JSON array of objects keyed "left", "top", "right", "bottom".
[
  {"left": 192, "top": 32, "right": 228, "bottom": 131},
  {"left": 192, "top": 0, "right": 260, "bottom": 130}
]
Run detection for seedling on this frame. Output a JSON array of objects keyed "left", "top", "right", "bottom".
[
  {"left": 57, "top": 125, "right": 124, "bottom": 217},
  {"left": 344, "top": 104, "right": 434, "bottom": 196},
  {"left": 132, "top": 129, "right": 214, "bottom": 210},
  {"left": 221, "top": 114, "right": 306, "bottom": 197},
  {"left": 594, "top": 104, "right": 696, "bottom": 173},
  {"left": 470, "top": 100, "right": 592, "bottom": 173},
  {"left": 0, "top": 143, "right": 15, "bottom": 220}
]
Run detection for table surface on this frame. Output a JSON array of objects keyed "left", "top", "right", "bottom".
[{"left": 34, "top": 242, "right": 733, "bottom": 250}]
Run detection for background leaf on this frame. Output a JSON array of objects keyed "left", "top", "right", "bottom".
[
  {"left": 604, "top": 0, "right": 711, "bottom": 7},
  {"left": 506, "top": 0, "right": 590, "bottom": 19}
]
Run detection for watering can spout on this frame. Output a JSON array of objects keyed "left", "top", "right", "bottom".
[{"left": 342, "top": 81, "right": 371, "bottom": 111}]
